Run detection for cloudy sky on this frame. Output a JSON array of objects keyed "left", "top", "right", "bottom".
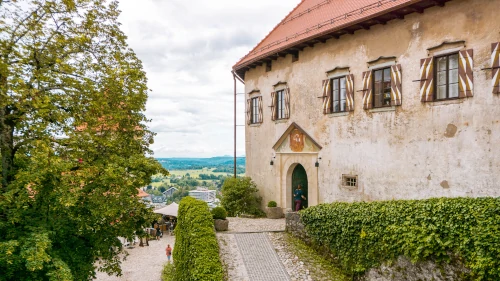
[{"left": 117, "top": 0, "right": 301, "bottom": 158}]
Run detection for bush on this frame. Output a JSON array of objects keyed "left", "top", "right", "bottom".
[
  {"left": 221, "top": 177, "right": 265, "bottom": 217},
  {"left": 161, "top": 263, "right": 175, "bottom": 281},
  {"left": 173, "top": 197, "right": 224, "bottom": 281},
  {"left": 300, "top": 197, "right": 500, "bottom": 280},
  {"left": 211, "top": 207, "right": 227, "bottom": 220},
  {"left": 267, "top": 201, "right": 278, "bottom": 208}
]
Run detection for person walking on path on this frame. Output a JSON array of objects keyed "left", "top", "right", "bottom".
[
  {"left": 165, "top": 244, "right": 172, "bottom": 263},
  {"left": 294, "top": 184, "right": 306, "bottom": 211},
  {"left": 155, "top": 225, "right": 162, "bottom": 240}
]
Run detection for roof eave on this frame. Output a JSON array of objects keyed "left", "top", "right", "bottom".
[{"left": 233, "top": 0, "right": 450, "bottom": 76}]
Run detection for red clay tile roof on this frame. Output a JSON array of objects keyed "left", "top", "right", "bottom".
[
  {"left": 137, "top": 188, "right": 151, "bottom": 198},
  {"left": 233, "top": 0, "right": 425, "bottom": 71}
]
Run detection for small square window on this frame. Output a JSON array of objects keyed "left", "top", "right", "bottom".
[{"left": 342, "top": 175, "right": 358, "bottom": 188}]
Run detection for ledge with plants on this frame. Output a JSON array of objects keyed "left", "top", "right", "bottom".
[
  {"left": 211, "top": 206, "right": 229, "bottom": 231},
  {"left": 266, "top": 201, "right": 283, "bottom": 219}
]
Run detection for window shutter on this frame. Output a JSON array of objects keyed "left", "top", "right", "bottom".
[
  {"left": 492, "top": 42, "right": 500, "bottom": 94},
  {"left": 321, "top": 79, "right": 331, "bottom": 114},
  {"left": 458, "top": 49, "right": 474, "bottom": 98},
  {"left": 284, "top": 87, "right": 290, "bottom": 119},
  {"left": 270, "top": 92, "right": 276, "bottom": 121},
  {"left": 258, "top": 96, "right": 263, "bottom": 123},
  {"left": 420, "top": 58, "right": 434, "bottom": 102},
  {"left": 390, "top": 64, "right": 402, "bottom": 106},
  {"left": 246, "top": 98, "right": 251, "bottom": 125},
  {"left": 346, "top": 75, "right": 355, "bottom": 111},
  {"left": 361, "top": 71, "right": 373, "bottom": 110}
]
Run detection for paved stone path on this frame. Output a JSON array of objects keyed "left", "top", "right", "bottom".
[{"left": 234, "top": 232, "right": 290, "bottom": 281}]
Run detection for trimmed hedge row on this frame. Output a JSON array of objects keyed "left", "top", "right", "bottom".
[
  {"left": 300, "top": 197, "right": 500, "bottom": 280},
  {"left": 173, "top": 196, "right": 224, "bottom": 281}
]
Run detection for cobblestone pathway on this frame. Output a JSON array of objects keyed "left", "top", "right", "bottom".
[{"left": 234, "top": 233, "right": 290, "bottom": 281}]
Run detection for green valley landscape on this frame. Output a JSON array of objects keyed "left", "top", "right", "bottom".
[{"left": 144, "top": 157, "right": 246, "bottom": 204}]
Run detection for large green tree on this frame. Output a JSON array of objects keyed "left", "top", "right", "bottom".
[{"left": 0, "top": 1, "right": 167, "bottom": 280}]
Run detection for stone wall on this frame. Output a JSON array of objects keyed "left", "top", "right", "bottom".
[
  {"left": 286, "top": 212, "right": 469, "bottom": 281},
  {"left": 285, "top": 211, "right": 309, "bottom": 243}
]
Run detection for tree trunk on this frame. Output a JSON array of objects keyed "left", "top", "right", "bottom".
[{"left": 0, "top": 106, "right": 14, "bottom": 192}]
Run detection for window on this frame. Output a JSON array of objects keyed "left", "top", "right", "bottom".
[
  {"left": 330, "top": 77, "right": 347, "bottom": 113},
  {"left": 275, "top": 90, "right": 286, "bottom": 120},
  {"left": 373, "top": 67, "right": 392, "bottom": 108},
  {"left": 342, "top": 175, "right": 358, "bottom": 188},
  {"left": 435, "top": 53, "right": 459, "bottom": 100},
  {"left": 251, "top": 97, "right": 259, "bottom": 124}
]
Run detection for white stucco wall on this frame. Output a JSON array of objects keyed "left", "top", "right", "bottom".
[{"left": 243, "top": 0, "right": 500, "bottom": 207}]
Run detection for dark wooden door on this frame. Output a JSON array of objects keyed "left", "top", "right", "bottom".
[{"left": 292, "top": 164, "right": 308, "bottom": 209}]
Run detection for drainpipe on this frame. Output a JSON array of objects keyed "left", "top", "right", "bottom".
[{"left": 232, "top": 71, "right": 245, "bottom": 178}]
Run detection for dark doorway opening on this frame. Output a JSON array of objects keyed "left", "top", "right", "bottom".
[{"left": 292, "top": 164, "right": 308, "bottom": 210}]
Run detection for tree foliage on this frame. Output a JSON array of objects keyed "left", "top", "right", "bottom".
[
  {"left": 221, "top": 177, "right": 264, "bottom": 217},
  {"left": 0, "top": 1, "right": 167, "bottom": 280}
]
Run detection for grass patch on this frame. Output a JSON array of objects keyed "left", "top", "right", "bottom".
[{"left": 284, "top": 233, "right": 348, "bottom": 281}]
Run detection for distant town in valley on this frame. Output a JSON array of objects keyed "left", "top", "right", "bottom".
[{"left": 141, "top": 157, "right": 246, "bottom": 206}]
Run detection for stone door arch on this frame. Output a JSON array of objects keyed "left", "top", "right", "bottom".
[{"left": 280, "top": 155, "right": 319, "bottom": 210}]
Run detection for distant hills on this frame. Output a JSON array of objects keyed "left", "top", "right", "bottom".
[{"left": 156, "top": 157, "right": 246, "bottom": 173}]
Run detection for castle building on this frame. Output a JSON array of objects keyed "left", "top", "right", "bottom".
[{"left": 232, "top": 0, "right": 500, "bottom": 210}]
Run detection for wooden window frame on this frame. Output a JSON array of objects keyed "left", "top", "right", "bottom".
[
  {"left": 372, "top": 67, "right": 392, "bottom": 108},
  {"left": 433, "top": 52, "right": 459, "bottom": 101},
  {"left": 275, "top": 90, "right": 286, "bottom": 120},
  {"left": 329, "top": 76, "right": 347, "bottom": 113},
  {"left": 251, "top": 97, "right": 259, "bottom": 124},
  {"left": 342, "top": 174, "right": 358, "bottom": 189}
]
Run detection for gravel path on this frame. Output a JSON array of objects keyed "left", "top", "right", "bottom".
[
  {"left": 268, "top": 232, "right": 313, "bottom": 281},
  {"left": 94, "top": 235, "right": 175, "bottom": 281}
]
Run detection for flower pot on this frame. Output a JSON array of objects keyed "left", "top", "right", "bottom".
[
  {"left": 266, "top": 207, "right": 283, "bottom": 219},
  {"left": 214, "top": 219, "right": 229, "bottom": 231}
]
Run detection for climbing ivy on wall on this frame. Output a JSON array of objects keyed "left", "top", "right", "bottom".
[{"left": 300, "top": 197, "right": 500, "bottom": 280}]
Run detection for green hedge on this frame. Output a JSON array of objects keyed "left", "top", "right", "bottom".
[
  {"left": 172, "top": 196, "right": 224, "bottom": 281},
  {"left": 300, "top": 197, "right": 500, "bottom": 280}
]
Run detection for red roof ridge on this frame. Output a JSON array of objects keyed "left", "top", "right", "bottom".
[
  {"left": 233, "top": 0, "right": 429, "bottom": 71},
  {"left": 281, "top": 0, "right": 330, "bottom": 25},
  {"left": 234, "top": 0, "right": 305, "bottom": 68}
]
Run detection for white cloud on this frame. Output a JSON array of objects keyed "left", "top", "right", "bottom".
[{"left": 118, "top": 0, "right": 301, "bottom": 157}]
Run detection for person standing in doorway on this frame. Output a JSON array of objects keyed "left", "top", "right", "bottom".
[
  {"left": 294, "top": 184, "right": 306, "bottom": 211},
  {"left": 165, "top": 244, "right": 172, "bottom": 263}
]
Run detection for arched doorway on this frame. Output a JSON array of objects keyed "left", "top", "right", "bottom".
[{"left": 291, "top": 164, "right": 308, "bottom": 210}]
